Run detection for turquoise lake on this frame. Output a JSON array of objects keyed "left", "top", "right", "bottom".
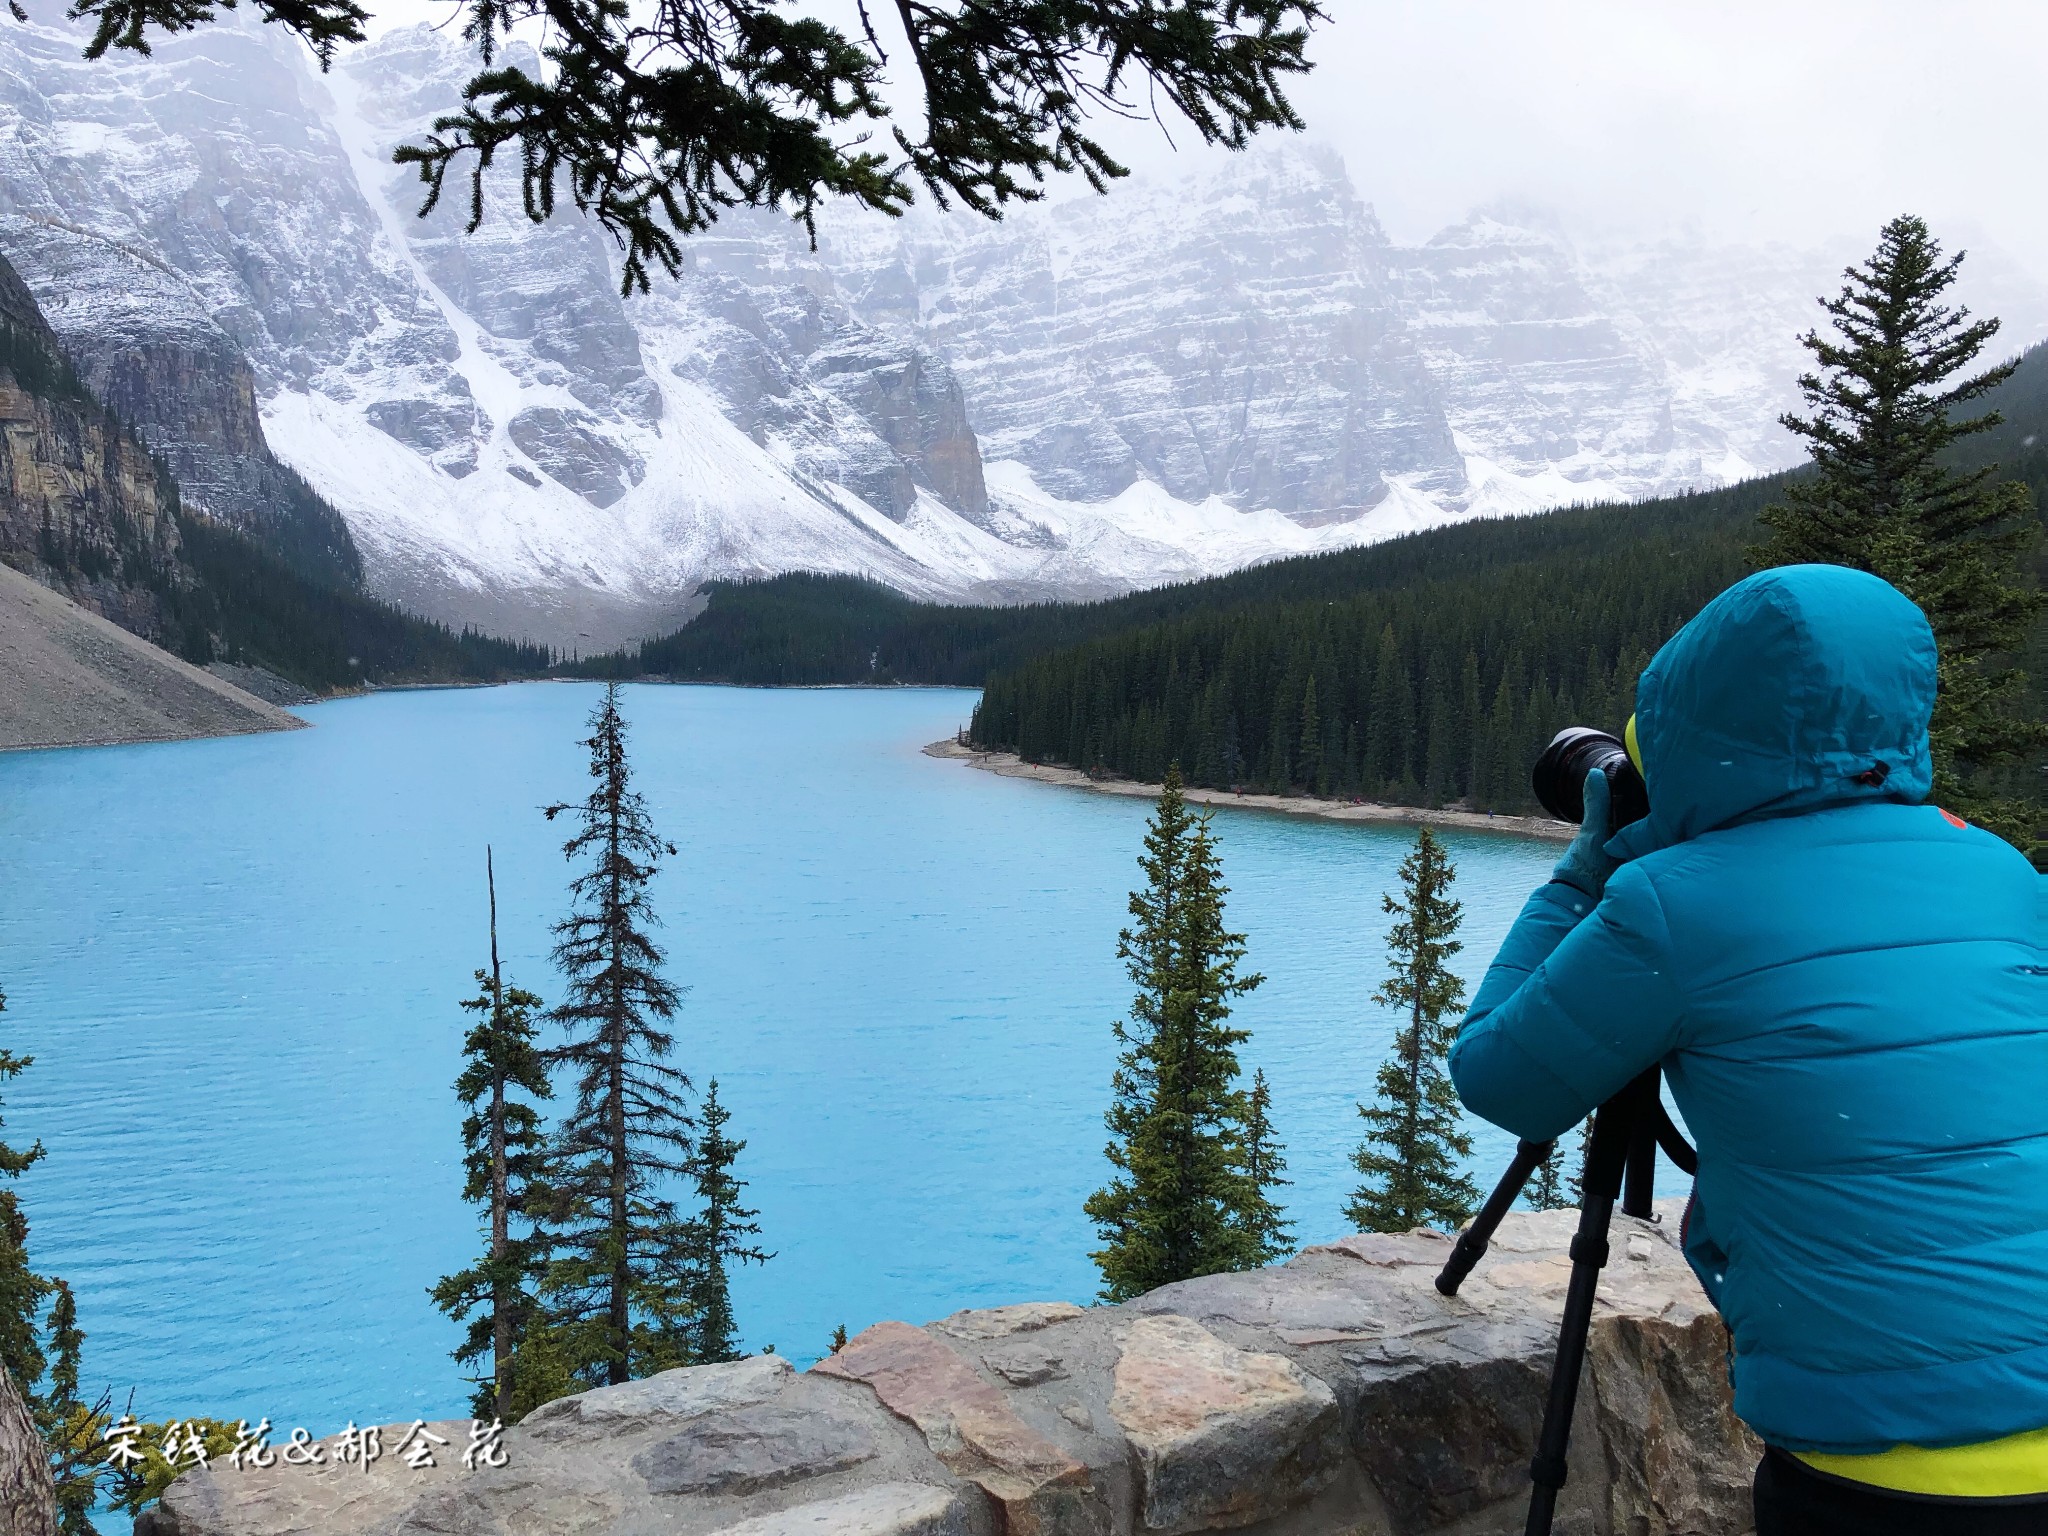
[{"left": 0, "top": 682, "right": 1576, "bottom": 1442}]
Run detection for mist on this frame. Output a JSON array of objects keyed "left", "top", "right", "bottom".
[{"left": 360, "top": 1, "right": 2048, "bottom": 282}]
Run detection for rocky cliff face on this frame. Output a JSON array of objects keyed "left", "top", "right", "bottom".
[
  {"left": 0, "top": 225, "right": 359, "bottom": 585},
  {"left": 0, "top": 246, "right": 183, "bottom": 638},
  {"left": 820, "top": 148, "right": 1465, "bottom": 517},
  {"left": 139, "top": 1206, "right": 1759, "bottom": 1536}
]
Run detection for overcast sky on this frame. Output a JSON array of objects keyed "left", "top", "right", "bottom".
[
  {"left": 366, "top": 1, "right": 2048, "bottom": 277},
  {"left": 1285, "top": 1, "right": 2048, "bottom": 266}
]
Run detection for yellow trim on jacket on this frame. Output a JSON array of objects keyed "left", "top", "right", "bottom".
[{"left": 1796, "top": 1427, "right": 2048, "bottom": 1498}]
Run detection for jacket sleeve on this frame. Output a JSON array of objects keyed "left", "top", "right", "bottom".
[{"left": 1449, "top": 863, "right": 1687, "bottom": 1142}]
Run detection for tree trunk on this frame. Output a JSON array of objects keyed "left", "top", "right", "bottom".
[
  {"left": 0, "top": 1360, "right": 56, "bottom": 1536},
  {"left": 488, "top": 848, "right": 511, "bottom": 1421},
  {"left": 606, "top": 750, "right": 631, "bottom": 1386}
]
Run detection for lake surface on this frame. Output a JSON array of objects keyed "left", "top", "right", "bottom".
[{"left": 0, "top": 682, "right": 1579, "bottom": 1444}]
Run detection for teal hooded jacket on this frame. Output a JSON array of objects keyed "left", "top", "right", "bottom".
[{"left": 1449, "top": 564, "right": 2048, "bottom": 1454}]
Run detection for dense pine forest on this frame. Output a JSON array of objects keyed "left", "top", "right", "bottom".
[
  {"left": 968, "top": 480, "right": 1772, "bottom": 813},
  {"left": 170, "top": 519, "right": 552, "bottom": 692}
]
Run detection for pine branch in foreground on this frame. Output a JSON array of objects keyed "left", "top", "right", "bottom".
[{"left": 64, "top": 0, "right": 1324, "bottom": 296}]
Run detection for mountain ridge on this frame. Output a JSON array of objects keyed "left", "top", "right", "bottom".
[{"left": 1, "top": 16, "right": 2043, "bottom": 648}]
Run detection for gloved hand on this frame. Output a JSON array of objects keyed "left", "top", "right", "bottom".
[{"left": 1552, "top": 768, "right": 1621, "bottom": 899}]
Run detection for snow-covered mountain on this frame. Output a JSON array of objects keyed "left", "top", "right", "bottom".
[{"left": 0, "top": 16, "right": 2041, "bottom": 646}]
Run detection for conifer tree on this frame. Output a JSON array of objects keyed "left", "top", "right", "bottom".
[
  {"left": 1369, "top": 624, "right": 1411, "bottom": 789},
  {"left": 1297, "top": 676, "right": 1321, "bottom": 793},
  {"left": 1085, "top": 767, "right": 1270, "bottom": 1300},
  {"left": 0, "top": 991, "right": 47, "bottom": 1401},
  {"left": 539, "top": 683, "right": 697, "bottom": 1387},
  {"left": 1346, "top": 828, "right": 1477, "bottom": 1233},
  {"left": 432, "top": 850, "right": 556, "bottom": 1420},
  {"left": 1527, "top": 1140, "right": 1569, "bottom": 1212},
  {"left": 1564, "top": 1118, "right": 1594, "bottom": 1207},
  {"left": 0, "top": 994, "right": 100, "bottom": 1532},
  {"left": 1758, "top": 215, "right": 2043, "bottom": 845},
  {"left": 678, "top": 1080, "right": 770, "bottom": 1365},
  {"left": 1235, "top": 1069, "right": 1293, "bottom": 1263},
  {"left": 40, "top": 1280, "right": 98, "bottom": 1535}
]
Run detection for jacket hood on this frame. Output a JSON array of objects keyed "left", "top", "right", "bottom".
[{"left": 1609, "top": 565, "right": 1936, "bottom": 860}]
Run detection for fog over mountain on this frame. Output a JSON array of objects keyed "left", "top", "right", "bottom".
[{"left": 0, "top": 12, "right": 2042, "bottom": 647}]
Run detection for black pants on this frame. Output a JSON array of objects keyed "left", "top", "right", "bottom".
[{"left": 1755, "top": 1447, "right": 2048, "bottom": 1534}]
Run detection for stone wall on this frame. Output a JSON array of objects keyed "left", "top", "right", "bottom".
[{"left": 140, "top": 1206, "right": 1758, "bottom": 1536}]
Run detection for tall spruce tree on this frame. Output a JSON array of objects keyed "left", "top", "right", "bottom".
[
  {"left": 678, "top": 1080, "right": 770, "bottom": 1365},
  {"left": 431, "top": 850, "right": 556, "bottom": 1420},
  {"left": 1757, "top": 215, "right": 2043, "bottom": 847},
  {"left": 539, "top": 684, "right": 697, "bottom": 1388},
  {"left": 1085, "top": 766, "right": 1274, "bottom": 1300},
  {"left": 1346, "top": 828, "right": 1477, "bottom": 1233}
]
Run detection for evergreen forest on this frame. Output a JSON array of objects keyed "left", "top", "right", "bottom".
[
  {"left": 167, "top": 518, "right": 552, "bottom": 693},
  {"left": 965, "top": 479, "right": 1771, "bottom": 816}
]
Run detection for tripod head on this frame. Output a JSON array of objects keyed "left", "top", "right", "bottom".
[{"left": 1437, "top": 1072, "right": 1696, "bottom": 1296}]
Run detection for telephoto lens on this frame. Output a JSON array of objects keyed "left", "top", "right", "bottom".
[{"left": 1530, "top": 727, "right": 1650, "bottom": 829}]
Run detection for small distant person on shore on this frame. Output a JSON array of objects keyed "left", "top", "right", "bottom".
[{"left": 1450, "top": 565, "right": 2047, "bottom": 1534}]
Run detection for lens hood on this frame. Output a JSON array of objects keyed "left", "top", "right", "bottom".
[{"left": 1531, "top": 727, "right": 1650, "bottom": 829}]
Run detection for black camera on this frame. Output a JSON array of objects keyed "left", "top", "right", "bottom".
[{"left": 1531, "top": 727, "right": 1650, "bottom": 829}]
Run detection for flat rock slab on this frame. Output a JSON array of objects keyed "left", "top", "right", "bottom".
[
  {"left": 813, "top": 1320, "right": 1093, "bottom": 1532},
  {"left": 527, "top": 1355, "right": 795, "bottom": 1440},
  {"left": 714, "top": 1481, "right": 973, "bottom": 1535},
  {"left": 1109, "top": 1314, "right": 1342, "bottom": 1534},
  {"left": 631, "top": 1400, "right": 877, "bottom": 1496},
  {"left": 135, "top": 1419, "right": 473, "bottom": 1536},
  {"left": 935, "top": 1303, "right": 1088, "bottom": 1342}
]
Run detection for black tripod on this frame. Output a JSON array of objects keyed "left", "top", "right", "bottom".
[{"left": 1434, "top": 1068, "right": 1698, "bottom": 1536}]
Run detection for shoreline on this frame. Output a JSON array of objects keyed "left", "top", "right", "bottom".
[{"left": 923, "top": 739, "right": 1573, "bottom": 841}]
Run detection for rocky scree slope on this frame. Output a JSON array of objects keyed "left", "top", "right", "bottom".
[
  {"left": 140, "top": 1207, "right": 1758, "bottom": 1536},
  {"left": 0, "top": 559, "right": 302, "bottom": 749},
  {"left": 5, "top": 17, "right": 2041, "bottom": 647}
]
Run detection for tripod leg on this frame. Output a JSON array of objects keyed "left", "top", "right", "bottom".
[
  {"left": 1524, "top": 1070, "right": 1659, "bottom": 1536},
  {"left": 1623, "top": 1099, "right": 1658, "bottom": 1219},
  {"left": 1437, "top": 1138, "right": 1552, "bottom": 1296}
]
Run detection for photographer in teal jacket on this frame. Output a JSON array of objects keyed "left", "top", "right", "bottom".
[{"left": 1450, "top": 564, "right": 2048, "bottom": 1533}]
